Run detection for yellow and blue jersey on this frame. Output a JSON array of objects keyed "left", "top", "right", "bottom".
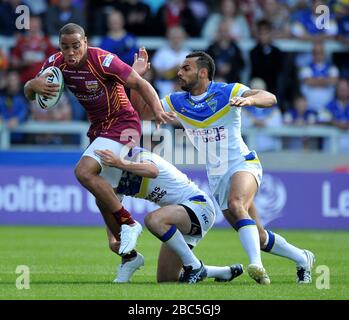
[{"left": 161, "top": 81, "right": 254, "bottom": 177}]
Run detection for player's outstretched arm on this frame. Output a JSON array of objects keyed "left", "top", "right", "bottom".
[
  {"left": 24, "top": 73, "right": 60, "bottom": 101},
  {"left": 230, "top": 89, "right": 277, "bottom": 108},
  {"left": 94, "top": 150, "right": 159, "bottom": 179},
  {"left": 125, "top": 69, "right": 176, "bottom": 128}
]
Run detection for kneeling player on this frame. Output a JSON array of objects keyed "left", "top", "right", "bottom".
[{"left": 95, "top": 147, "right": 243, "bottom": 283}]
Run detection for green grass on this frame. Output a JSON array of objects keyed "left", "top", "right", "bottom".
[{"left": 0, "top": 226, "right": 348, "bottom": 300}]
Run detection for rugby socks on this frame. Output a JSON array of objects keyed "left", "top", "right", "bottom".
[
  {"left": 159, "top": 225, "right": 201, "bottom": 270},
  {"left": 205, "top": 266, "right": 232, "bottom": 280},
  {"left": 121, "top": 250, "right": 137, "bottom": 262},
  {"left": 235, "top": 219, "right": 263, "bottom": 266},
  {"left": 262, "top": 230, "right": 307, "bottom": 266},
  {"left": 114, "top": 207, "right": 135, "bottom": 226}
]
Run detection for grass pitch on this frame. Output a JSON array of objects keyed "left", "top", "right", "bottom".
[{"left": 0, "top": 226, "right": 348, "bottom": 300}]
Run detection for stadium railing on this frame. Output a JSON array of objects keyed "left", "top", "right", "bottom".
[
  {"left": 242, "top": 126, "right": 346, "bottom": 154},
  {"left": 0, "top": 121, "right": 90, "bottom": 149},
  {"left": 0, "top": 120, "right": 348, "bottom": 154}
]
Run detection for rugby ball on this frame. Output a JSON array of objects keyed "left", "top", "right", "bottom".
[{"left": 35, "top": 66, "right": 64, "bottom": 109}]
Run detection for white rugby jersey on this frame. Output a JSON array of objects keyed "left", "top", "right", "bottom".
[
  {"left": 161, "top": 81, "right": 256, "bottom": 178},
  {"left": 116, "top": 147, "right": 209, "bottom": 207}
]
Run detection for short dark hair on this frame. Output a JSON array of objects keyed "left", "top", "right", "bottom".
[
  {"left": 256, "top": 19, "right": 272, "bottom": 31},
  {"left": 59, "top": 23, "right": 85, "bottom": 39},
  {"left": 186, "top": 51, "right": 215, "bottom": 81}
]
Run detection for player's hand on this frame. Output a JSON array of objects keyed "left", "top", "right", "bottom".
[
  {"left": 154, "top": 111, "right": 177, "bottom": 129},
  {"left": 230, "top": 96, "right": 255, "bottom": 107},
  {"left": 30, "top": 73, "right": 60, "bottom": 98},
  {"left": 132, "top": 47, "right": 150, "bottom": 76},
  {"left": 94, "top": 149, "right": 125, "bottom": 168}
]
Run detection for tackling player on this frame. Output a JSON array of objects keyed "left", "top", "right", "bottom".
[
  {"left": 95, "top": 147, "right": 243, "bottom": 284},
  {"left": 23, "top": 23, "right": 175, "bottom": 256}
]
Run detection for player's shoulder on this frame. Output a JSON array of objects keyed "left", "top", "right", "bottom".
[
  {"left": 46, "top": 52, "right": 64, "bottom": 67},
  {"left": 88, "top": 46, "right": 115, "bottom": 62},
  {"left": 165, "top": 91, "right": 187, "bottom": 104}
]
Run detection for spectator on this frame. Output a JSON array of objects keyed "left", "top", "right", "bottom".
[
  {"left": 238, "top": 0, "right": 264, "bottom": 28},
  {"left": 334, "top": 0, "right": 349, "bottom": 79},
  {"left": 0, "top": 49, "right": 9, "bottom": 92},
  {"left": 152, "top": 26, "right": 190, "bottom": 98},
  {"left": 207, "top": 19, "right": 245, "bottom": 83},
  {"left": 299, "top": 41, "right": 339, "bottom": 112},
  {"left": 121, "top": 0, "right": 152, "bottom": 36},
  {"left": 86, "top": 0, "right": 119, "bottom": 36},
  {"left": 249, "top": 20, "right": 284, "bottom": 97},
  {"left": 22, "top": 0, "right": 47, "bottom": 17},
  {"left": 321, "top": 78, "right": 349, "bottom": 152},
  {"left": 202, "top": 0, "right": 251, "bottom": 41},
  {"left": 46, "top": 0, "right": 86, "bottom": 36},
  {"left": 187, "top": 0, "right": 210, "bottom": 29},
  {"left": 29, "top": 89, "right": 73, "bottom": 145},
  {"left": 257, "top": 0, "right": 292, "bottom": 39},
  {"left": 0, "top": 70, "right": 28, "bottom": 143},
  {"left": 10, "top": 15, "right": 57, "bottom": 85},
  {"left": 283, "top": 95, "right": 319, "bottom": 150},
  {"left": 291, "top": 0, "right": 338, "bottom": 41},
  {"left": 0, "top": 0, "right": 23, "bottom": 36},
  {"left": 241, "top": 78, "right": 283, "bottom": 152},
  {"left": 153, "top": 0, "right": 201, "bottom": 37},
  {"left": 99, "top": 10, "right": 138, "bottom": 66}
]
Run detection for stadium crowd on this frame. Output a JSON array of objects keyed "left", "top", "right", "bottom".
[{"left": 0, "top": 0, "right": 348, "bottom": 151}]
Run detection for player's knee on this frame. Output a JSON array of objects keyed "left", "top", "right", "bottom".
[
  {"left": 144, "top": 212, "right": 162, "bottom": 230},
  {"left": 227, "top": 198, "right": 246, "bottom": 216},
  {"left": 74, "top": 164, "right": 94, "bottom": 186}
]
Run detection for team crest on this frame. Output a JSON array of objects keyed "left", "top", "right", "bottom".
[
  {"left": 85, "top": 80, "right": 99, "bottom": 92},
  {"left": 207, "top": 99, "right": 218, "bottom": 112}
]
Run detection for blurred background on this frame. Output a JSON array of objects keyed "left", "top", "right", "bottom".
[{"left": 0, "top": 0, "right": 348, "bottom": 230}]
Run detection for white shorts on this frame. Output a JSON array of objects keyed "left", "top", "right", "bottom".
[
  {"left": 209, "top": 153, "right": 263, "bottom": 211},
  {"left": 82, "top": 137, "right": 130, "bottom": 188},
  {"left": 181, "top": 193, "right": 215, "bottom": 247}
]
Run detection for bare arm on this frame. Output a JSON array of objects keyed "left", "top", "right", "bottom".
[
  {"left": 94, "top": 149, "right": 159, "bottom": 179},
  {"left": 130, "top": 48, "right": 177, "bottom": 122},
  {"left": 230, "top": 89, "right": 277, "bottom": 108},
  {"left": 130, "top": 82, "right": 156, "bottom": 120},
  {"left": 125, "top": 69, "right": 176, "bottom": 127},
  {"left": 24, "top": 73, "right": 60, "bottom": 101}
]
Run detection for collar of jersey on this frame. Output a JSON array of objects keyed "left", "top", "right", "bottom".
[{"left": 188, "top": 81, "right": 214, "bottom": 102}]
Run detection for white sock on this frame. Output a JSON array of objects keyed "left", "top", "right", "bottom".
[
  {"left": 206, "top": 266, "right": 232, "bottom": 280},
  {"left": 263, "top": 230, "right": 307, "bottom": 266},
  {"left": 236, "top": 220, "right": 262, "bottom": 266},
  {"left": 161, "top": 226, "right": 201, "bottom": 269}
]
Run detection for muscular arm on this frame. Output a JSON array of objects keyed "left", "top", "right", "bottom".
[
  {"left": 231, "top": 89, "right": 277, "bottom": 108},
  {"left": 94, "top": 149, "right": 159, "bottom": 178},
  {"left": 125, "top": 69, "right": 176, "bottom": 125},
  {"left": 130, "top": 85, "right": 156, "bottom": 120},
  {"left": 24, "top": 73, "right": 60, "bottom": 101},
  {"left": 243, "top": 89, "right": 277, "bottom": 107},
  {"left": 126, "top": 69, "right": 163, "bottom": 114}
]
